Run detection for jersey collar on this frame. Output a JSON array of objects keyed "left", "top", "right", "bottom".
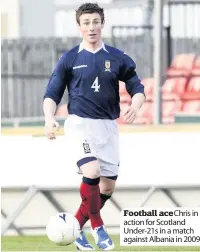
[{"left": 78, "top": 41, "right": 109, "bottom": 54}]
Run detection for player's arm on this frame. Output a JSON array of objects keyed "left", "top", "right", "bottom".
[
  {"left": 43, "top": 54, "right": 69, "bottom": 139},
  {"left": 119, "top": 53, "right": 146, "bottom": 124},
  {"left": 43, "top": 98, "right": 58, "bottom": 140}
]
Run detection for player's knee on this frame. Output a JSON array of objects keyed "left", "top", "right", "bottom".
[
  {"left": 79, "top": 159, "right": 100, "bottom": 179},
  {"left": 100, "top": 187, "right": 114, "bottom": 196},
  {"left": 100, "top": 176, "right": 117, "bottom": 196}
]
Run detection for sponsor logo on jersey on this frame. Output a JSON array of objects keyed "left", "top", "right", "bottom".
[
  {"left": 105, "top": 60, "right": 111, "bottom": 72},
  {"left": 73, "top": 65, "right": 88, "bottom": 69}
]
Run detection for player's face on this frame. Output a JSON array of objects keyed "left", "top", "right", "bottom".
[{"left": 78, "top": 13, "right": 104, "bottom": 45}]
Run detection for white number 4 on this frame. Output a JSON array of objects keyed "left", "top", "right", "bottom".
[{"left": 91, "top": 77, "right": 100, "bottom": 92}]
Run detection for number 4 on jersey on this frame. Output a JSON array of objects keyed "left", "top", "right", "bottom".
[{"left": 91, "top": 77, "right": 100, "bottom": 92}]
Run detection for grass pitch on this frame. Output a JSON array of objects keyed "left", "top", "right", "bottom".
[{"left": 1, "top": 235, "right": 200, "bottom": 252}]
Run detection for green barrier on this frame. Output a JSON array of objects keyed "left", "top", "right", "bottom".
[
  {"left": 1, "top": 122, "right": 14, "bottom": 128},
  {"left": 1, "top": 124, "right": 200, "bottom": 136},
  {"left": 1, "top": 118, "right": 65, "bottom": 128},
  {"left": 175, "top": 114, "right": 200, "bottom": 123}
]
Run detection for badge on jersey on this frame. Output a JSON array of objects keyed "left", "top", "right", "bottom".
[
  {"left": 83, "top": 143, "right": 91, "bottom": 154},
  {"left": 105, "top": 60, "right": 111, "bottom": 72}
]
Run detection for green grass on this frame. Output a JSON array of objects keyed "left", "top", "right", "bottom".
[{"left": 1, "top": 235, "right": 200, "bottom": 252}]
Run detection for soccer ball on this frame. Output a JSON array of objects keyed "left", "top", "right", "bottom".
[{"left": 46, "top": 212, "right": 80, "bottom": 245}]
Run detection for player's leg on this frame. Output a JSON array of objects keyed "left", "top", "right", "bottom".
[
  {"left": 73, "top": 176, "right": 115, "bottom": 226},
  {"left": 75, "top": 159, "right": 103, "bottom": 251},
  {"left": 64, "top": 116, "right": 99, "bottom": 250},
  {"left": 90, "top": 176, "right": 116, "bottom": 251},
  {"left": 71, "top": 117, "right": 117, "bottom": 250},
  {"left": 75, "top": 159, "right": 103, "bottom": 229},
  {"left": 75, "top": 174, "right": 116, "bottom": 251},
  {"left": 91, "top": 124, "right": 119, "bottom": 251},
  {"left": 99, "top": 176, "right": 117, "bottom": 209}
]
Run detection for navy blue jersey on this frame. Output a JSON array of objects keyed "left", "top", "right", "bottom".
[{"left": 44, "top": 43, "right": 145, "bottom": 119}]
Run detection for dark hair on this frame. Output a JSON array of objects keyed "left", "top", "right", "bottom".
[{"left": 76, "top": 3, "right": 105, "bottom": 24}]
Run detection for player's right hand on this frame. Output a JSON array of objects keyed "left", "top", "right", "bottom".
[{"left": 44, "top": 118, "right": 60, "bottom": 140}]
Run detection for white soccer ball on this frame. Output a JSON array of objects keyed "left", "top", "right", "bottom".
[{"left": 46, "top": 212, "right": 80, "bottom": 245}]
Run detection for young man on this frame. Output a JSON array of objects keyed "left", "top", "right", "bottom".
[{"left": 43, "top": 3, "right": 145, "bottom": 251}]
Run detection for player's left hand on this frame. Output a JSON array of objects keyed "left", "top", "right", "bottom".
[{"left": 123, "top": 106, "right": 138, "bottom": 124}]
